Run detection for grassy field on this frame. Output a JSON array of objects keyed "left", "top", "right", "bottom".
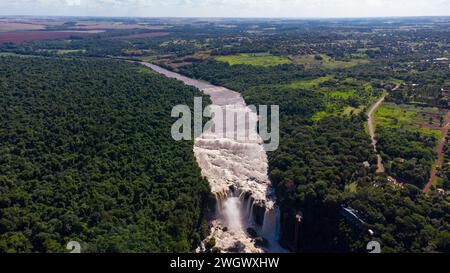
[
  {"left": 139, "top": 56, "right": 157, "bottom": 62},
  {"left": 285, "top": 76, "right": 333, "bottom": 89},
  {"left": 55, "top": 49, "right": 86, "bottom": 54},
  {"left": 356, "top": 47, "right": 380, "bottom": 53},
  {"left": 374, "top": 102, "right": 444, "bottom": 140},
  {"left": 312, "top": 111, "right": 329, "bottom": 122},
  {"left": 345, "top": 182, "right": 358, "bottom": 193},
  {"left": 343, "top": 105, "right": 365, "bottom": 115},
  {"left": 37, "top": 49, "right": 87, "bottom": 55},
  {"left": 291, "top": 54, "right": 369, "bottom": 69},
  {"left": 330, "top": 89, "right": 357, "bottom": 98},
  {"left": 215, "top": 53, "right": 291, "bottom": 67},
  {"left": 283, "top": 77, "right": 381, "bottom": 122}
]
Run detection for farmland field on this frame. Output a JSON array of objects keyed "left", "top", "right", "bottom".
[
  {"left": 111, "top": 32, "right": 170, "bottom": 40},
  {"left": 291, "top": 54, "right": 369, "bottom": 69},
  {"left": 38, "top": 49, "right": 87, "bottom": 54},
  {"left": 0, "top": 22, "right": 47, "bottom": 32},
  {"left": 73, "top": 23, "right": 166, "bottom": 30},
  {"left": 0, "top": 31, "right": 99, "bottom": 44},
  {"left": 214, "top": 53, "right": 291, "bottom": 67}
]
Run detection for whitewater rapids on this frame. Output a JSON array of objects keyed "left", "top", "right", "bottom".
[{"left": 142, "top": 62, "right": 284, "bottom": 253}]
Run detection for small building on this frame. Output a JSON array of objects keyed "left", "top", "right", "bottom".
[{"left": 363, "top": 161, "right": 370, "bottom": 168}]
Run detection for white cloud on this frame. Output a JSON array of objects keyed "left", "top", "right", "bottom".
[
  {"left": 0, "top": 0, "right": 449, "bottom": 17},
  {"left": 65, "top": 0, "right": 81, "bottom": 6}
]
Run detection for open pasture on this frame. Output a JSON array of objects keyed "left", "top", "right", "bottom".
[{"left": 215, "top": 53, "right": 291, "bottom": 67}]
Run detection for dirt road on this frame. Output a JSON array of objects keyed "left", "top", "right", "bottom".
[
  {"left": 367, "top": 95, "right": 386, "bottom": 173},
  {"left": 423, "top": 110, "right": 450, "bottom": 193}
]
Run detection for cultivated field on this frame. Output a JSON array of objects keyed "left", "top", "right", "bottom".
[
  {"left": 38, "top": 49, "right": 87, "bottom": 54},
  {"left": 73, "top": 23, "right": 166, "bottom": 30},
  {"left": 291, "top": 54, "right": 369, "bottom": 69},
  {"left": 0, "top": 22, "right": 46, "bottom": 32},
  {"left": 0, "top": 31, "right": 99, "bottom": 44},
  {"left": 215, "top": 53, "right": 291, "bottom": 67},
  {"left": 111, "top": 32, "right": 170, "bottom": 40}
]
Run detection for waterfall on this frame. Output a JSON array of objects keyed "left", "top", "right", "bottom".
[
  {"left": 246, "top": 197, "right": 255, "bottom": 224},
  {"left": 143, "top": 62, "right": 286, "bottom": 253},
  {"left": 261, "top": 206, "right": 283, "bottom": 250},
  {"left": 262, "top": 208, "right": 277, "bottom": 239},
  {"left": 223, "top": 197, "right": 244, "bottom": 233},
  {"left": 216, "top": 191, "right": 284, "bottom": 252}
]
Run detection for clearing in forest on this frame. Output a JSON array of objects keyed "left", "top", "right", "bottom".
[
  {"left": 214, "top": 53, "right": 291, "bottom": 67},
  {"left": 291, "top": 54, "right": 369, "bottom": 69},
  {"left": 374, "top": 102, "right": 444, "bottom": 140},
  {"left": 281, "top": 77, "right": 381, "bottom": 122}
]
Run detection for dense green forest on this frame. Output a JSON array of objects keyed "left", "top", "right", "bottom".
[
  {"left": 0, "top": 57, "right": 214, "bottom": 253},
  {"left": 176, "top": 56, "right": 450, "bottom": 253},
  {"left": 0, "top": 17, "right": 448, "bottom": 253}
]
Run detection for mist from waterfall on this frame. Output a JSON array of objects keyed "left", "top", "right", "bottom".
[
  {"left": 218, "top": 192, "right": 284, "bottom": 253},
  {"left": 223, "top": 197, "right": 244, "bottom": 233}
]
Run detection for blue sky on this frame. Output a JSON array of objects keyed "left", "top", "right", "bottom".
[{"left": 0, "top": 0, "right": 449, "bottom": 18}]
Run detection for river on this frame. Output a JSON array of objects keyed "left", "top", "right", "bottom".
[{"left": 142, "top": 62, "right": 285, "bottom": 253}]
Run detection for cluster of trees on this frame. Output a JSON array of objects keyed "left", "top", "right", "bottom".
[
  {"left": 1, "top": 35, "right": 138, "bottom": 58},
  {"left": 178, "top": 60, "right": 325, "bottom": 91},
  {"left": 388, "top": 82, "right": 449, "bottom": 107},
  {"left": 0, "top": 57, "right": 214, "bottom": 253},
  {"left": 377, "top": 128, "right": 437, "bottom": 188},
  {"left": 439, "top": 140, "right": 450, "bottom": 191},
  {"left": 340, "top": 185, "right": 449, "bottom": 252}
]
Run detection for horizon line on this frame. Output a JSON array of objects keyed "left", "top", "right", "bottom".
[{"left": 1, "top": 14, "right": 450, "bottom": 20}]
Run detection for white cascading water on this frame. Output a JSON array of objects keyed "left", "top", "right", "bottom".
[
  {"left": 143, "top": 62, "right": 286, "bottom": 253},
  {"left": 262, "top": 209, "right": 277, "bottom": 237},
  {"left": 223, "top": 197, "right": 244, "bottom": 232}
]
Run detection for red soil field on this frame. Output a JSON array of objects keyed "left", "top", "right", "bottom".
[
  {"left": 74, "top": 24, "right": 166, "bottom": 30},
  {"left": 0, "top": 22, "right": 46, "bottom": 31},
  {"left": 26, "top": 21, "right": 67, "bottom": 26},
  {"left": 111, "top": 32, "right": 170, "bottom": 40},
  {"left": 0, "top": 31, "right": 97, "bottom": 44}
]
